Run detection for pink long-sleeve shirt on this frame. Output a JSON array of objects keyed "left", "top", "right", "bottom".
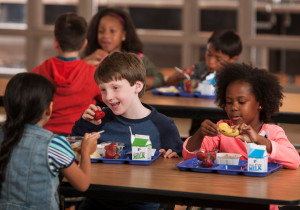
[
  {"left": 182, "top": 120, "right": 300, "bottom": 210},
  {"left": 183, "top": 120, "right": 300, "bottom": 169}
]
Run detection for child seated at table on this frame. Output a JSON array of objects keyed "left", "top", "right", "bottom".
[
  {"left": 183, "top": 63, "right": 299, "bottom": 168},
  {"left": 82, "top": 7, "right": 165, "bottom": 89},
  {"left": 31, "top": 13, "right": 102, "bottom": 135},
  {"left": 72, "top": 51, "right": 183, "bottom": 209},
  {"left": 166, "top": 29, "right": 242, "bottom": 86},
  {"left": 73, "top": 51, "right": 182, "bottom": 157},
  {"left": 0, "top": 73, "right": 99, "bottom": 210},
  {"left": 183, "top": 63, "right": 299, "bottom": 210},
  {"left": 166, "top": 29, "right": 242, "bottom": 136}
]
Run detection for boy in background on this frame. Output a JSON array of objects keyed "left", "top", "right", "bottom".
[
  {"left": 166, "top": 29, "right": 242, "bottom": 135},
  {"left": 31, "top": 13, "right": 102, "bottom": 135}
]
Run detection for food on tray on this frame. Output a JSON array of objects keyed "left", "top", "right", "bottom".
[
  {"left": 94, "top": 110, "right": 105, "bottom": 120},
  {"left": 155, "top": 86, "right": 179, "bottom": 93},
  {"left": 67, "top": 137, "right": 83, "bottom": 161},
  {"left": 202, "top": 158, "right": 214, "bottom": 168},
  {"left": 183, "top": 79, "right": 199, "bottom": 93},
  {"left": 218, "top": 122, "right": 239, "bottom": 137},
  {"left": 196, "top": 150, "right": 207, "bottom": 161},
  {"left": 222, "top": 153, "right": 241, "bottom": 158},
  {"left": 195, "top": 148, "right": 217, "bottom": 168},
  {"left": 104, "top": 142, "right": 124, "bottom": 159},
  {"left": 215, "top": 153, "right": 242, "bottom": 165},
  {"left": 90, "top": 150, "right": 100, "bottom": 158},
  {"left": 68, "top": 134, "right": 103, "bottom": 161}
]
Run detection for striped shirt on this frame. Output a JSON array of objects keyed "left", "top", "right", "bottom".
[{"left": 48, "top": 135, "right": 75, "bottom": 175}]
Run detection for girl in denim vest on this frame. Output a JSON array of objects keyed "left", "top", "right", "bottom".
[{"left": 0, "top": 73, "right": 99, "bottom": 210}]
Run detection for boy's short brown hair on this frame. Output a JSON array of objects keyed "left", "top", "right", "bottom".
[
  {"left": 94, "top": 52, "right": 146, "bottom": 98},
  {"left": 54, "top": 13, "right": 87, "bottom": 52}
]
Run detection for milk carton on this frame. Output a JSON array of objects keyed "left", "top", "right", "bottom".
[
  {"left": 196, "top": 72, "right": 216, "bottom": 96},
  {"left": 246, "top": 143, "right": 268, "bottom": 172},
  {"left": 197, "top": 81, "right": 215, "bottom": 96},
  {"left": 131, "top": 134, "right": 152, "bottom": 160}
]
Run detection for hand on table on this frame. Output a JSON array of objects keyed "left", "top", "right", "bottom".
[{"left": 159, "top": 149, "right": 179, "bottom": 158}]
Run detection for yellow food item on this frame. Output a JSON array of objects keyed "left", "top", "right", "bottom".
[
  {"left": 90, "top": 150, "right": 100, "bottom": 158},
  {"left": 218, "top": 122, "right": 239, "bottom": 137},
  {"left": 156, "top": 86, "right": 179, "bottom": 93}
]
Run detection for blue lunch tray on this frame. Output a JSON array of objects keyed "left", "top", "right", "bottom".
[
  {"left": 91, "top": 150, "right": 161, "bottom": 165},
  {"left": 151, "top": 86, "right": 215, "bottom": 99},
  {"left": 176, "top": 158, "right": 283, "bottom": 177}
]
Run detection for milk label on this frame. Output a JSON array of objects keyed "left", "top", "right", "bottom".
[
  {"left": 131, "top": 134, "right": 152, "bottom": 160},
  {"left": 247, "top": 143, "right": 268, "bottom": 172}
]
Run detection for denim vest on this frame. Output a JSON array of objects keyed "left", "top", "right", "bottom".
[{"left": 0, "top": 124, "right": 59, "bottom": 210}]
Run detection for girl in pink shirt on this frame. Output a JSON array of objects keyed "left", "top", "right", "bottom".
[{"left": 183, "top": 63, "right": 299, "bottom": 170}]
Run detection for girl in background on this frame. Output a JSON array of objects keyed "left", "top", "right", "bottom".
[
  {"left": 0, "top": 73, "right": 99, "bottom": 210},
  {"left": 82, "top": 7, "right": 165, "bottom": 89}
]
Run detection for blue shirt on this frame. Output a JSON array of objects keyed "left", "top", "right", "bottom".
[{"left": 71, "top": 104, "right": 183, "bottom": 155}]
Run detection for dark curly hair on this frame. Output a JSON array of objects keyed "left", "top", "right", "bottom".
[
  {"left": 82, "top": 7, "right": 143, "bottom": 57},
  {"left": 215, "top": 63, "right": 283, "bottom": 123}
]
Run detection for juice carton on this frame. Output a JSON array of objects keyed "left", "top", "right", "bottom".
[
  {"left": 131, "top": 134, "right": 152, "bottom": 160},
  {"left": 246, "top": 143, "right": 268, "bottom": 172}
]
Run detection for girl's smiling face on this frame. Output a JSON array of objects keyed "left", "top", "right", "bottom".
[
  {"left": 225, "top": 80, "right": 261, "bottom": 128},
  {"left": 97, "top": 15, "right": 126, "bottom": 53},
  {"left": 99, "top": 78, "right": 140, "bottom": 117}
]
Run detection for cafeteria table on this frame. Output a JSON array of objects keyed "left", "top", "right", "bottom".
[
  {"left": 141, "top": 91, "right": 300, "bottom": 124},
  {"left": 60, "top": 157, "right": 300, "bottom": 210}
]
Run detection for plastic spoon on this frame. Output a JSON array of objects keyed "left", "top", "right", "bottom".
[{"left": 175, "top": 66, "right": 191, "bottom": 80}]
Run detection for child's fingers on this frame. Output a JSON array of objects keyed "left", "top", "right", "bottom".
[
  {"left": 159, "top": 149, "right": 166, "bottom": 154},
  {"left": 163, "top": 149, "right": 172, "bottom": 158},
  {"left": 83, "top": 133, "right": 99, "bottom": 154},
  {"left": 83, "top": 104, "right": 101, "bottom": 121},
  {"left": 201, "top": 122, "right": 219, "bottom": 136},
  {"left": 163, "top": 149, "right": 179, "bottom": 158}
]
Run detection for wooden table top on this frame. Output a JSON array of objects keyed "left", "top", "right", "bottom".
[
  {"left": 141, "top": 91, "right": 300, "bottom": 124},
  {"left": 61, "top": 157, "right": 300, "bottom": 209},
  {"left": 142, "top": 91, "right": 300, "bottom": 113}
]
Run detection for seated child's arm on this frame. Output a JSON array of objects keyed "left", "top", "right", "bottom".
[
  {"left": 186, "top": 119, "right": 219, "bottom": 152},
  {"left": 236, "top": 124, "right": 300, "bottom": 169},
  {"left": 157, "top": 117, "right": 183, "bottom": 158},
  {"left": 61, "top": 133, "right": 99, "bottom": 192},
  {"left": 165, "top": 65, "right": 195, "bottom": 86},
  {"left": 83, "top": 49, "right": 109, "bottom": 66},
  {"left": 71, "top": 104, "right": 104, "bottom": 136}
]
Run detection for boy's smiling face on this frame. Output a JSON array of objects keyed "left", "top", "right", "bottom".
[
  {"left": 99, "top": 78, "right": 142, "bottom": 117},
  {"left": 205, "top": 43, "right": 237, "bottom": 72}
]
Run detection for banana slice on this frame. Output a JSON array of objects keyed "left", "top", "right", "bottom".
[{"left": 218, "top": 122, "right": 239, "bottom": 137}]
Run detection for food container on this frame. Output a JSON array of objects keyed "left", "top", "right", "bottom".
[
  {"left": 97, "top": 142, "right": 112, "bottom": 157},
  {"left": 66, "top": 136, "right": 83, "bottom": 161},
  {"left": 183, "top": 79, "right": 199, "bottom": 93},
  {"left": 101, "top": 142, "right": 125, "bottom": 159},
  {"left": 215, "top": 153, "right": 242, "bottom": 165}
]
